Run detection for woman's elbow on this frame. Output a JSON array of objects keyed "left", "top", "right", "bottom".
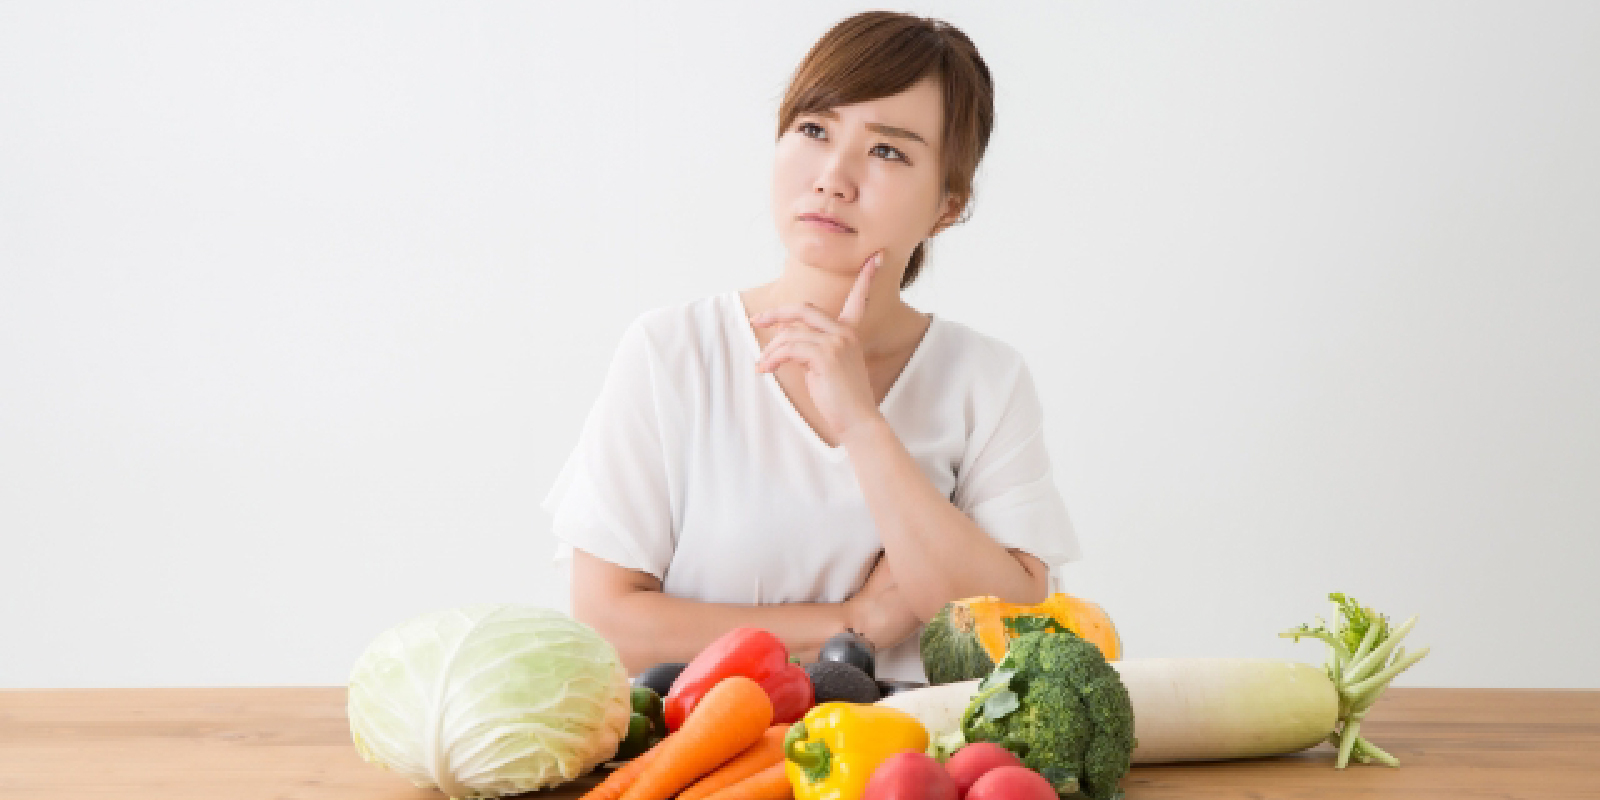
[
  {"left": 568, "top": 550, "right": 661, "bottom": 673},
  {"left": 572, "top": 588, "right": 652, "bottom": 673},
  {"left": 1005, "top": 550, "right": 1052, "bottom": 604}
]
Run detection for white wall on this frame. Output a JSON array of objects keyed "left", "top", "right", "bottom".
[{"left": 3, "top": 1, "right": 1596, "bottom": 690}]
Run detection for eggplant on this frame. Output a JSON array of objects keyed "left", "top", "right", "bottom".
[
  {"left": 817, "top": 630, "right": 876, "bottom": 678},
  {"left": 631, "top": 661, "right": 688, "bottom": 698}
]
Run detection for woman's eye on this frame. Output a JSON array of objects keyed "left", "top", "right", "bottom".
[
  {"left": 796, "top": 121, "right": 908, "bottom": 164},
  {"left": 870, "top": 143, "right": 908, "bottom": 163}
]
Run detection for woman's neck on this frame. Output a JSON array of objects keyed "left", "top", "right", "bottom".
[{"left": 745, "top": 260, "right": 920, "bottom": 357}]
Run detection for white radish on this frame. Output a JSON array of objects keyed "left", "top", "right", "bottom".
[
  {"left": 1112, "top": 658, "right": 1337, "bottom": 763},
  {"left": 877, "top": 679, "right": 981, "bottom": 744}
]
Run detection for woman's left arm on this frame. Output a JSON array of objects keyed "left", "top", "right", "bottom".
[{"left": 840, "top": 417, "right": 1049, "bottom": 620}]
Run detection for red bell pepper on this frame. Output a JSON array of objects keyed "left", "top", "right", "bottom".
[{"left": 663, "top": 627, "right": 814, "bottom": 731}]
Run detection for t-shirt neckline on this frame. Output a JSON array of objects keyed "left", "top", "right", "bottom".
[{"left": 727, "top": 290, "right": 938, "bottom": 459}]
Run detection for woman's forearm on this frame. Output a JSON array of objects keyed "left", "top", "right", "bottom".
[
  {"left": 580, "top": 589, "right": 854, "bottom": 675},
  {"left": 840, "top": 416, "right": 1046, "bottom": 619}
]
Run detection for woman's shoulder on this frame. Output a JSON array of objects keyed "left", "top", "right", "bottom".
[
  {"left": 626, "top": 291, "right": 733, "bottom": 342},
  {"left": 920, "top": 318, "right": 1048, "bottom": 438},
  {"left": 924, "top": 315, "right": 1031, "bottom": 384},
  {"left": 611, "top": 291, "right": 745, "bottom": 382}
]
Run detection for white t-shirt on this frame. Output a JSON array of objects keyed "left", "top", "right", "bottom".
[{"left": 541, "top": 290, "right": 1082, "bottom": 683}]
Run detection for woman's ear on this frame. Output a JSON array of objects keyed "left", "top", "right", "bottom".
[{"left": 927, "top": 190, "right": 966, "bottom": 238}]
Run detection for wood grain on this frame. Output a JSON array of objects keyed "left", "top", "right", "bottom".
[{"left": 1, "top": 687, "right": 1595, "bottom": 800}]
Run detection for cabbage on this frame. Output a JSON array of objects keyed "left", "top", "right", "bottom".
[{"left": 347, "top": 604, "right": 631, "bottom": 798}]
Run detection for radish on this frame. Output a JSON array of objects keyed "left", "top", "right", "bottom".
[
  {"left": 965, "top": 766, "right": 1057, "bottom": 800},
  {"left": 1111, "top": 657, "right": 1338, "bottom": 763},
  {"left": 879, "top": 593, "right": 1430, "bottom": 769},
  {"left": 944, "top": 742, "right": 1026, "bottom": 797}
]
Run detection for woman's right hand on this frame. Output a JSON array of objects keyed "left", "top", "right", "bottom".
[{"left": 845, "top": 551, "right": 925, "bottom": 652}]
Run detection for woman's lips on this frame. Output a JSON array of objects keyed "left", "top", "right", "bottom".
[{"left": 803, "top": 217, "right": 855, "bottom": 233}]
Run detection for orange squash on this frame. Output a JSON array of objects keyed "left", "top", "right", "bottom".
[{"left": 920, "top": 593, "right": 1121, "bottom": 685}]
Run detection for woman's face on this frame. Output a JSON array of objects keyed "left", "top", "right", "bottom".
[{"left": 772, "top": 75, "right": 960, "bottom": 281}]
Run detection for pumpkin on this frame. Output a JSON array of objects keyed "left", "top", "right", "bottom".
[{"left": 919, "top": 593, "right": 1121, "bottom": 685}]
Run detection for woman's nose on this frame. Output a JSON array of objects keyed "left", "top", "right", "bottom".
[
  {"left": 813, "top": 174, "right": 855, "bottom": 202},
  {"left": 811, "top": 153, "right": 857, "bottom": 202}
]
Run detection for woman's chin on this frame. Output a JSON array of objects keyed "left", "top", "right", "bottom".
[{"left": 788, "top": 239, "right": 871, "bottom": 272}]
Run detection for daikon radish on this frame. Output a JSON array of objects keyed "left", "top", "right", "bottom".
[
  {"left": 876, "top": 679, "right": 980, "bottom": 757},
  {"left": 1110, "top": 658, "right": 1337, "bottom": 763}
]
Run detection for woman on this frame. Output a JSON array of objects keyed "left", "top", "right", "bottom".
[{"left": 542, "top": 11, "right": 1080, "bottom": 683}]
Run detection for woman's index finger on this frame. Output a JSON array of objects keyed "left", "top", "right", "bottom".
[{"left": 838, "top": 251, "right": 881, "bottom": 326}]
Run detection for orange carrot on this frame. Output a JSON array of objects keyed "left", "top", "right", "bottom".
[
  {"left": 700, "top": 762, "right": 793, "bottom": 800},
  {"left": 578, "top": 739, "right": 665, "bottom": 800},
  {"left": 617, "top": 676, "right": 775, "bottom": 800},
  {"left": 676, "top": 724, "right": 789, "bottom": 800}
]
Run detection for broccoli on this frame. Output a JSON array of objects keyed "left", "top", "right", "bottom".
[{"left": 959, "top": 630, "right": 1135, "bottom": 800}]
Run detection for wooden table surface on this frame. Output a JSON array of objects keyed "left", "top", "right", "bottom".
[{"left": 1, "top": 687, "right": 1596, "bottom": 799}]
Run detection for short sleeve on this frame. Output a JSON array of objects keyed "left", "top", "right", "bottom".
[
  {"left": 950, "top": 356, "right": 1082, "bottom": 574},
  {"left": 540, "top": 317, "right": 679, "bottom": 581}
]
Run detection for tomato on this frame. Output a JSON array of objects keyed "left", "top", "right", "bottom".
[
  {"left": 944, "top": 742, "right": 1025, "bottom": 797},
  {"left": 964, "top": 766, "right": 1057, "bottom": 800},
  {"left": 863, "top": 751, "right": 960, "bottom": 800}
]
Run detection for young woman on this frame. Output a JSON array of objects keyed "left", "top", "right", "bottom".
[{"left": 542, "top": 11, "right": 1080, "bottom": 682}]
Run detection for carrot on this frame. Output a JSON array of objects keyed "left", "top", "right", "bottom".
[
  {"left": 700, "top": 762, "right": 793, "bottom": 800},
  {"left": 617, "top": 676, "right": 775, "bottom": 800},
  {"left": 578, "top": 739, "right": 665, "bottom": 800},
  {"left": 676, "top": 724, "right": 789, "bottom": 800}
]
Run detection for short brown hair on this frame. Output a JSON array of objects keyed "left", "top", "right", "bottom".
[{"left": 777, "top": 12, "right": 995, "bottom": 290}]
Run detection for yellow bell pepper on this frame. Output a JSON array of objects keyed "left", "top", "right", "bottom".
[{"left": 783, "top": 701, "right": 929, "bottom": 800}]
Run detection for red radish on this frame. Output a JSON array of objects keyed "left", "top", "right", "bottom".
[
  {"left": 944, "top": 743, "right": 1025, "bottom": 797},
  {"left": 964, "top": 766, "right": 1057, "bottom": 800},
  {"left": 862, "top": 751, "right": 959, "bottom": 800}
]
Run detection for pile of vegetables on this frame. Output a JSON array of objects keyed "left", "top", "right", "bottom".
[
  {"left": 618, "top": 625, "right": 1131, "bottom": 800},
  {"left": 585, "top": 672, "right": 1072, "bottom": 800},
  {"left": 346, "top": 592, "right": 1429, "bottom": 800},
  {"left": 883, "top": 591, "right": 1432, "bottom": 784}
]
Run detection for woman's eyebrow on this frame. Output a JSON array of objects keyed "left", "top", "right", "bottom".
[{"left": 812, "top": 108, "right": 928, "bottom": 147}]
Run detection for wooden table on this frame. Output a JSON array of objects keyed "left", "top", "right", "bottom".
[{"left": 2, "top": 687, "right": 1595, "bottom": 799}]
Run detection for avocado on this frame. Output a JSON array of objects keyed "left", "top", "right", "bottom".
[{"left": 805, "top": 660, "right": 880, "bottom": 704}]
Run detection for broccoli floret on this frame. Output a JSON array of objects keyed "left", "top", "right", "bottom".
[{"left": 959, "top": 630, "right": 1134, "bottom": 800}]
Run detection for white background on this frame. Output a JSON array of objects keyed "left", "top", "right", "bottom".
[{"left": 3, "top": 1, "right": 1596, "bottom": 689}]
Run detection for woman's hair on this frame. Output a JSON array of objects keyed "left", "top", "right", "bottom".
[{"left": 778, "top": 12, "right": 995, "bottom": 290}]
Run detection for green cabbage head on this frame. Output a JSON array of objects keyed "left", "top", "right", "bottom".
[{"left": 348, "top": 604, "right": 631, "bottom": 798}]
